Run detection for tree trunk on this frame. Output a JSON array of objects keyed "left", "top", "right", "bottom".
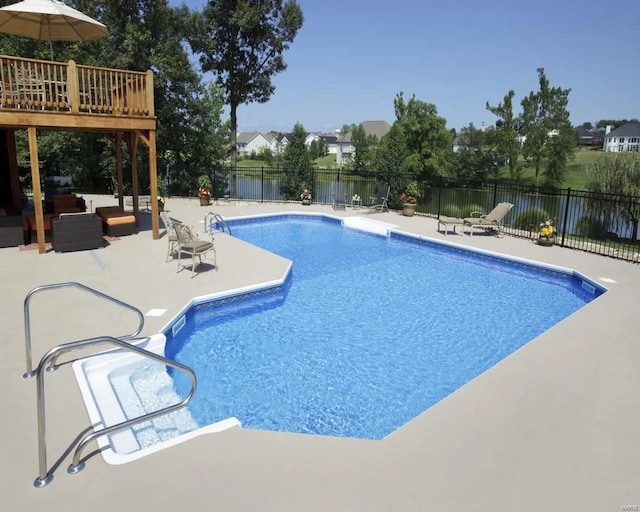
[{"left": 229, "top": 102, "right": 238, "bottom": 197}]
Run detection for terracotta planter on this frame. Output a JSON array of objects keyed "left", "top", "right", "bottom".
[
  {"left": 199, "top": 196, "right": 211, "bottom": 206},
  {"left": 402, "top": 203, "right": 416, "bottom": 217},
  {"left": 537, "top": 235, "right": 555, "bottom": 246}
]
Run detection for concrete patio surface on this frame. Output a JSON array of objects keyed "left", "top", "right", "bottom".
[{"left": 1, "top": 194, "right": 638, "bottom": 511}]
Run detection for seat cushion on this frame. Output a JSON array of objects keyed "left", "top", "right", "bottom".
[
  {"left": 181, "top": 240, "right": 213, "bottom": 252},
  {"left": 105, "top": 215, "right": 135, "bottom": 226}
]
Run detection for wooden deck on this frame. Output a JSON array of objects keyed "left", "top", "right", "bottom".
[
  {"left": 0, "top": 55, "right": 155, "bottom": 130},
  {"left": 0, "top": 55, "right": 159, "bottom": 253}
]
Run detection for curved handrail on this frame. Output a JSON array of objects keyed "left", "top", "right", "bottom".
[
  {"left": 204, "top": 211, "right": 232, "bottom": 236},
  {"left": 33, "top": 335, "right": 197, "bottom": 488},
  {"left": 23, "top": 282, "right": 145, "bottom": 378}
]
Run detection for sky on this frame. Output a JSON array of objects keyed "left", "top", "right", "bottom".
[{"left": 169, "top": 0, "right": 640, "bottom": 134}]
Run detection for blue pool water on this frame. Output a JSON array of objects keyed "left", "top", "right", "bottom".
[{"left": 166, "top": 215, "right": 602, "bottom": 440}]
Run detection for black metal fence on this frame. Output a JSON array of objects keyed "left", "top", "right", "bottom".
[{"left": 208, "top": 166, "right": 640, "bottom": 263}]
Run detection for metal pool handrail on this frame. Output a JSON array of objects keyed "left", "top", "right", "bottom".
[
  {"left": 23, "top": 282, "right": 145, "bottom": 379},
  {"left": 33, "top": 335, "right": 197, "bottom": 488},
  {"left": 204, "top": 211, "right": 232, "bottom": 236}
]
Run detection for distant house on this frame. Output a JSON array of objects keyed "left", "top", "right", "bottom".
[
  {"left": 338, "top": 120, "right": 392, "bottom": 165},
  {"left": 359, "top": 120, "right": 391, "bottom": 140},
  {"left": 603, "top": 123, "right": 640, "bottom": 152},
  {"left": 575, "top": 126, "right": 604, "bottom": 148},
  {"left": 452, "top": 136, "right": 462, "bottom": 153},
  {"left": 236, "top": 132, "right": 273, "bottom": 157}
]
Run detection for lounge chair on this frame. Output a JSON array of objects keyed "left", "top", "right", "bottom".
[
  {"left": 437, "top": 216, "right": 465, "bottom": 235},
  {"left": 367, "top": 184, "right": 390, "bottom": 213},
  {"left": 159, "top": 211, "right": 182, "bottom": 262},
  {"left": 331, "top": 182, "right": 347, "bottom": 210},
  {"left": 173, "top": 223, "right": 216, "bottom": 277},
  {"left": 463, "top": 202, "right": 514, "bottom": 237}
]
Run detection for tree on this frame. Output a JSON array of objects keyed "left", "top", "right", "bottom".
[
  {"left": 392, "top": 92, "right": 452, "bottom": 180},
  {"left": 520, "top": 68, "right": 575, "bottom": 186},
  {"left": 351, "top": 124, "right": 379, "bottom": 171},
  {"left": 191, "top": 0, "right": 304, "bottom": 180},
  {"left": 280, "top": 123, "right": 312, "bottom": 200},
  {"left": 376, "top": 123, "right": 408, "bottom": 202},
  {"left": 585, "top": 153, "right": 640, "bottom": 242},
  {"left": 5, "top": 0, "right": 217, "bottom": 195},
  {"left": 450, "top": 123, "right": 499, "bottom": 182},
  {"left": 486, "top": 90, "right": 522, "bottom": 180},
  {"left": 595, "top": 119, "right": 639, "bottom": 130}
]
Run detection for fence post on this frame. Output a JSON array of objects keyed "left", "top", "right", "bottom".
[
  {"left": 492, "top": 181, "right": 498, "bottom": 207},
  {"left": 561, "top": 188, "right": 571, "bottom": 246},
  {"left": 436, "top": 177, "right": 442, "bottom": 217},
  {"left": 261, "top": 167, "right": 264, "bottom": 203}
]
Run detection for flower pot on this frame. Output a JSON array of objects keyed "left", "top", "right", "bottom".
[
  {"left": 402, "top": 203, "right": 416, "bottom": 217},
  {"left": 537, "top": 235, "right": 555, "bottom": 247},
  {"left": 301, "top": 199, "right": 311, "bottom": 206},
  {"left": 158, "top": 201, "right": 165, "bottom": 213},
  {"left": 199, "top": 196, "right": 210, "bottom": 206}
]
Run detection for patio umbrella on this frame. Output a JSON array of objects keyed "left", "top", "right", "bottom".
[{"left": 0, "top": 0, "right": 109, "bottom": 59}]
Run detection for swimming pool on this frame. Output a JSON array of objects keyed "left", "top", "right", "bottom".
[
  {"left": 73, "top": 213, "right": 606, "bottom": 461},
  {"left": 163, "top": 214, "right": 603, "bottom": 440}
]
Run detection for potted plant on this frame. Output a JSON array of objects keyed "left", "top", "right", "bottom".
[
  {"left": 300, "top": 187, "right": 312, "bottom": 205},
  {"left": 157, "top": 181, "right": 166, "bottom": 212},
  {"left": 197, "top": 175, "right": 212, "bottom": 206},
  {"left": 537, "top": 219, "right": 556, "bottom": 246},
  {"left": 400, "top": 181, "right": 419, "bottom": 217}
]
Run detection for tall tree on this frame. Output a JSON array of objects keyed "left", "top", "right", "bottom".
[
  {"left": 280, "top": 122, "right": 312, "bottom": 200},
  {"left": 392, "top": 92, "right": 452, "bottom": 180},
  {"left": 520, "top": 68, "right": 574, "bottom": 186},
  {"left": 191, "top": 0, "right": 304, "bottom": 179},
  {"left": 4, "top": 0, "right": 217, "bottom": 193},
  {"left": 376, "top": 123, "right": 408, "bottom": 200},
  {"left": 585, "top": 153, "right": 640, "bottom": 241},
  {"left": 351, "top": 124, "right": 379, "bottom": 171},
  {"left": 451, "top": 123, "right": 498, "bottom": 182},
  {"left": 486, "top": 90, "right": 522, "bottom": 180}
]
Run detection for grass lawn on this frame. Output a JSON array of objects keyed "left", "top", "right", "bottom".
[
  {"left": 235, "top": 149, "right": 605, "bottom": 190},
  {"left": 508, "top": 149, "right": 604, "bottom": 189}
]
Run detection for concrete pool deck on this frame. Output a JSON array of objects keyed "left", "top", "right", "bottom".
[{"left": 1, "top": 195, "right": 638, "bottom": 511}]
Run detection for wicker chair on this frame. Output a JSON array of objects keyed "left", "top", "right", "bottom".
[
  {"left": 159, "top": 211, "right": 181, "bottom": 262},
  {"left": 173, "top": 223, "right": 216, "bottom": 277}
]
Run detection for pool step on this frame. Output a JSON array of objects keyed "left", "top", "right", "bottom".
[{"left": 109, "top": 362, "right": 199, "bottom": 450}]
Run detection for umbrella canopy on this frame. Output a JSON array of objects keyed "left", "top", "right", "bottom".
[{"left": 0, "top": 0, "right": 109, "bottom": 56}]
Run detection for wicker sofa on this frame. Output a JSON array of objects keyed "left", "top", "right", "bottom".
[
  {"left": 0, "top": 213, "right": 27, "bottom": 248},
  {"left": 51, "top": 213, "right": 104, "bottom": 253},
  {"left": 51, "top": 194, "right": 86, "bottom": 215},
  {"left": 94, "top": 206, "right": 137, "bottom": 237}
]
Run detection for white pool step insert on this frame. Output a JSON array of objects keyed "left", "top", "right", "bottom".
[
  {"left": 73, "top": 334, "right": 241, "bottom": 465},
  {"left": 343, "top": 217, "right": 397, "bottom": 236}
]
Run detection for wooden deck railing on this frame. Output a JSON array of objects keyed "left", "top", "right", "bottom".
[{"left": 0, "top": 55, "right": 154, "bottom": 117}]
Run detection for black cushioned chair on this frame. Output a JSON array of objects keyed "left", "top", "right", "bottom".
[
  {"left": 51, "top": 213, "right": 104, "bottom": 253},
  {"left": 0, "top": 215, "right": 27, "bottom": 248}
]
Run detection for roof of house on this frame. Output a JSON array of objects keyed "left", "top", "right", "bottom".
[
  {"left": 605, "top": 122, "right": 640, "bottom": 138},
  {"left": 361, "top": 120, "right": 391, "bottom": 140},
  {"left": 236, "top": 132, "right": 260, "bottom": 144}
]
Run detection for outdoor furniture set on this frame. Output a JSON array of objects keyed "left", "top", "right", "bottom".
[
  {"left": 94, "top": 206, "right": 137, "bottom": 237},
  {"left": 437, "top": 202, "right": 514, "bottom": 237}
]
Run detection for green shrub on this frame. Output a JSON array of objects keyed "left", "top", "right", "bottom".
[
  {"left": 460, "top": 204, "right": 485, "bottom": 218},
  {"left": 440, "top": 204, "right": 462, "bottom": 217},
  {"left": 576, "top": 217, "right": 608, "bottom": 239},
  {"left": 514, "top": 208, "right": 550, "bottom": 231}
]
